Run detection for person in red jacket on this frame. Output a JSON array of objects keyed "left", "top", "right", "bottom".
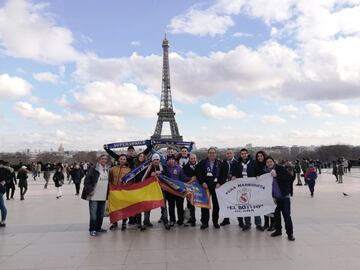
[{"left": 305, "top": 162, "right": 318, "bottom": 197}]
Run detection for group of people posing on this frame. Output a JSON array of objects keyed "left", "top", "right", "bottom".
[{"left": 81, "top": 145, "right": 306, "bottom": 241}]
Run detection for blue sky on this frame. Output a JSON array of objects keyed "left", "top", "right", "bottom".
[{"left": 1, "top": 0, "right": 360, "bottom": 152}]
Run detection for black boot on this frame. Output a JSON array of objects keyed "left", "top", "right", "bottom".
[
  {"left": 220, "top": 218, "right": 230, "bottom": 226},
  {"left": 271, "top": 231, "right": 282, "bottom": 237},
  {"left": 200, "top": 223, "right": 209, "bottom": 230},
  {"left": 288, "top": 234, "right": 295, "bottom": 241}
]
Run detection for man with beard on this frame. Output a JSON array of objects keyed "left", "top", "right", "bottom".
[
  {"left": 219, "top": 149, "right": 241, "bottom": 226},
  {"left": 238, "top": 148, "right": 264, "bottom": 231}
]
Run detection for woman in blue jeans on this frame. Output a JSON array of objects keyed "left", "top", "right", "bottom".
[{"left": 265, "top": 156, "right": 295, "bottom": 241}]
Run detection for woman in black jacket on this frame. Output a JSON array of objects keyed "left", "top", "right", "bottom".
[
  {"left": 265, "top": 156, "right": 295, "bottom": 241},
  {"left": 53, "top": 163, "right": 64, "bottom": 199},
  {"left": 70, "top": 163, "right": 84, "bottom": 196}
]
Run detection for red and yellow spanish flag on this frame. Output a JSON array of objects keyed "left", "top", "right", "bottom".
[{"left": 108, "top": 177, "right": 164, "bottom": 223}]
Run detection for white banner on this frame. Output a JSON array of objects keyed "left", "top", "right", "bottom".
[{"left": 216, "top": 173, "right": 276, "bottom": 218}]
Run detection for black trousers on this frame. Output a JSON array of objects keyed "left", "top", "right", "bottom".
[
  {"left": 75, "top": 183, "right": 81, "bottom": 194},
  {"left": 186, "top": 199, "right": 196, "bottom": 222},
  {"left": 238, "top": 216, "right": 261, "bottom": 227},
  {"left": 274, "top": 197, "right": 293, "bottom": 236},
  {"left": 6, "top": 183, "right": 15, "bottom": 199},
  {"left": 201, "top": 185, "right": 219, "bottom": 224},
  {"left": 20, "top": 186, "right": 27, "bottom": 199},
  {"left": 168, "top": 194, "right": 184, "bottom": 223},
  {"left": 308, "top": 179, "right": 315, "bottom": 194},
  {"left": 264, "top": 215, "right": 274, "bottom": 227}
]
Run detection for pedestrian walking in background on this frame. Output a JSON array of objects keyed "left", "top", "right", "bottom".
[
  {"left": 300, "top": 158, "right": 308, "bottom": 185},
  {"left": 338, "top": 159, "right": 344, "bottom": 184},
  {"left": 6, "top": 164, "right": 16, "bottom": 200},
  {"left": 31, "top": 162, "right": 37, "bottom": 180},
  {"left": 53, "top": 163, "right": 64, "bottom": 199},
  {"left": 294, "top": 160, "right": 302, "bottom": 186},
  {"left": 305, "top": 163, "right": 318, "bottom": 197},
  {"left": 36, "top": 162, "right": 42, "bottom": 178},
  {"left": 70, "top": 163, "right": 84, "bottom": 196},
  {"left": 348, "top": 160, "right": 352, "bottom": 173},
  {"left": 17, "top": 166, "right": 28, "bottom": 200},
  {"left": 43, "top": 163, "right": 51, "bottom": 189},
  {"left": 332, "top": 160, "right": 338, "bottom": 182}
]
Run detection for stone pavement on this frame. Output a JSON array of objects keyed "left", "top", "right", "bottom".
[{"left": 1, "top": 169, "right": 360, "bottom": 270}]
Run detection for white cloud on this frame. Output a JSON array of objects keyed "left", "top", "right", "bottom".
[
  {"left": 305, "top": 102, "right": 360, "bottom": 118},
  {"left": 232, "top": 32, "right": 253, "bottom": 37},
  {"left": 33, "top": 72, "right": 59, "bottom": 84},
  {"left": 73, "top": 81, "right": 159, "bottom": 118},
  {"left": 0, "top": 73, "right": 32, "bottom": 99},
  {"left": 59, "top": 65, "right": 66, "bottom": 77},
  {"left": 95, "top": 115, "right": 127, "bottom": 131},
  {"left": 75, "top": 42, "right": 299, "bottom": 103},
  {"left": 55, "top": 94, "right": 70, "bottom": 108},
  {"left": 279, "top": 104, "right": 299, "bottom": 113},
  {"left": 0, "top": 0, "right": 80, "bottom": 63},
  {"left": 28, "top": 95, "right": 42, "bottom": 104},
  {"left": 326, "top": 102, "right": 350, "bottom": 115},
  {"left": 243, "top": 0, "right": 297, "bottom": 23},
  {"left": 131, "top": 41, "right": 141, "bottom": 46},
  {"left": 261, "top": 115, "right": 286, "bottom": 124},
  {"left": 163, "top": 0, "right": 360, "bottom": 101},
  {"left": 14, "top": 101, "right": 62, "bottom": 124},
  {"left": 168, "top": 8, "right": 234, "bottom": 37},
  {"left": 201, "top": 103, "right": 247, "bottom": 120},
  {"left": 305, "top": 103, "right": 331, "bottom": 118}
]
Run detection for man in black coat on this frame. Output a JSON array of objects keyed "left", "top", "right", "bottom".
[
  {"left": 219, "top": 149, "right": 241, "bottom": 226},
  {"left": 196, "top": 147, "right": 222, "bottom": 229},
  {"left": 0, "top": 160, "right": 12, "bottom": 227},
  {"left": 182, "top": 153, "right": 198, "bottom": 226},
  {"left": 4, "top": 163, "right": 16, "bottom": 200},
  {"left": 70, "top": 163, "right": 85, "bottom": 195},
  {"left": 238, "top": 148, "right": 263, "bottom": 231}
]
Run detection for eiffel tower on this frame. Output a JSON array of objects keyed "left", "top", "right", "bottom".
[{"left": 151, "top": 35, "right": 183, "bottom": 141}]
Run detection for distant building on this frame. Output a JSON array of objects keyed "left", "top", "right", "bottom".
[{"left": 58, "top": 144, "right": 65, "bottom": 154}]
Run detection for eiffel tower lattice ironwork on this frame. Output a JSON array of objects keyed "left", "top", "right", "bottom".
[{"left": 151, "top": 35, "right": 183, "bottom": 141}]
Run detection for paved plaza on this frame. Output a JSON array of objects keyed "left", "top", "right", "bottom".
[{"left": 1, "top": 169, "right": 360, "bottom": 270}]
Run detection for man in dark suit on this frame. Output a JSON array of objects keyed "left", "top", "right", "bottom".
[{"left": 196, "top": 147, "right": 222, "bottom": 229}]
